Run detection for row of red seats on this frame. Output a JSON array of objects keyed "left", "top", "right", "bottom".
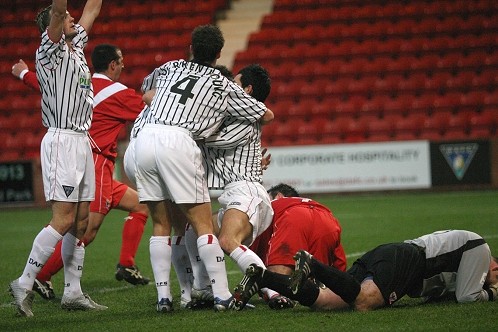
[
  {"left": 236, "top": 51, "right": 497, "bottom": 81},
  {"left": 259, "top": 15, "right": 496, "bottom": 42},
  {"left": 268, "top": 72, "right": 497, "bottom": 100},
  {"left": 248, "top": 26, "right": 496, "bottom": 50},
  {"left": 236, "top": 40, "right": 496, "bottom": 66},
  {"left": 265, "top": 2, "right": 496, "bottom": 26},
  {"left": 267, "top": 93, "right": 498, "bottom": 119},
  {"left": 1, "top": 1, "right": 228, "bottom": 26},
  {"left": 272, "top": 0, "right": 495, "bottom": 18},
  {"left": 261, "top": 109, "right": 498, "bottom": 147}
]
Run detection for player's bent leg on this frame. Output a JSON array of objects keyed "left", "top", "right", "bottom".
[
  {"left": 49, "top": 201, "right": 79, "bottom": 235},
  {"left": 310, "top": 287, "right": 350, "bottom": 311},
  {"left": 83, "top": 212, "right": 105, "bottom": 245},
  {"left": 217, "top": 209, "right": 252, "bottom": 254},
  {"left": 354, "top": 279, "right": 385, "bottom": 312},
  {"left": 115, "top": 187, "right": 150, "bottom": 285}
]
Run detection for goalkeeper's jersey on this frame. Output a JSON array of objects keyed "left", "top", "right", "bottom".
[{"left": 405, "top": 230, "right": 493, "bottom": 302}]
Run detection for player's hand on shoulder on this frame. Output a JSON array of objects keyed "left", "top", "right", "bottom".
[{"left": 262, "top": 147, "right": 272, "bottom": 171}]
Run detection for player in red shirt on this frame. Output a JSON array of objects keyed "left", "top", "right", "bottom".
[
  {"left": 11, "top": 44, "right": 150, "bottom": 299},
  {"left": 251, "top": 183, "right": 346, "bottom": 274},
  {"left": 238, "top": 183, "right": 346, "bottom": 309}
]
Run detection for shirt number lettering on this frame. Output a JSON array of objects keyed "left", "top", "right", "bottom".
[{"left": 171, "top": 75, "right": 199, "bottom": 104}]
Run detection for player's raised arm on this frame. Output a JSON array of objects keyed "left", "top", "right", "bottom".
[
  {"left": 46, "top": 0, "right": 67, "bottom": 42},
  {"left": 78, "top": 0, "right": 102, "bottom": 34}
]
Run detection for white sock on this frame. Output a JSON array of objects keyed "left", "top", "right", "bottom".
[
  {"left": 229, "top": 245, "right": 266, "bottom": 273},
  {"left": 150, "top": 236, "right": 172, "bottom": 302},
  {"left": 62, "top": 233, "right": 85, "bottom": 298},
  {"left": 184, "top": 225, "right": 210, "bottom": 290},
  {"left": 197, "top": 234, "right": 231, "bottom": 300},
  {"left": 171, "top": 235, "right": 193, "bottom": 301},
  {"left": 19, "top": 225, "right": 62, "bottom": 290},
  {"left": 262, "top": 288, "right": 280, "bottom": 300}
]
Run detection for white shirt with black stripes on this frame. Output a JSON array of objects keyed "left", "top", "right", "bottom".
[{"left": 35, "top": 25, "right": 93, "bottom": 131}]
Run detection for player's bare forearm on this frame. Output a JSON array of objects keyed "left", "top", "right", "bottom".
[
  {"left": 79, "top": 0, "right": 102, "bottom": 33},
  {"left": 261, "top": 108, "right": 274, "bottom": 125},
  {"left": 47, "top": 0, "right": 67, "bottom": 41}
]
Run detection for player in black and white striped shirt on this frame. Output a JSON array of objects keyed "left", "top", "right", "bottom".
[
  {"left": 198, "top": 64, "right": 288, "bottom": 308},
  {"left": 135, "top": 25, "right": 273, "bottom": 312},
  {"left": 9, "top": 0, "right": 105, "bottom": 317}
]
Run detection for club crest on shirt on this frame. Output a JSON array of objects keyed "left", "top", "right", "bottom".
[{"left": 388, "top": 291, "right": 398, "bottom": 304}]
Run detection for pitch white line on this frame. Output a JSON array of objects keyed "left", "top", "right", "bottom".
[{"left": 346, "top": 233, "right": 498, "bottom": 259}]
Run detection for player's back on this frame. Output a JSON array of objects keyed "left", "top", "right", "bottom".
[{"left": 144, "top": 60, "right": 232, "bottom": 139}]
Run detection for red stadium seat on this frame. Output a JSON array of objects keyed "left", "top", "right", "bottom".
[
  {"left": 366, "top": 117, "right": 394, "bottom": 142},
  {"left": 394, "top": 114, "right": 425, "bottom": 137},
  {"left": 383, "top": 95, "right": 414, "bottom": 117},
  {"left": 360, "top": 95, "right": 390, "bottom": 118},
  {"left": 314, "top": 97, "right": 340, "bottom": 118},
  {"left": 468, "top": 111, "right": 495, "bottom": 138},
  {"left": 288, "top": 100, "right": 316, "bottom": 119},
  {"left": 433, "top": 92, "right": 462, "bottom": 112},
  {"left": 425, "top": 72, "right": 452, "bottom": 91},
  {"left": 410, "top": 94, "right": 437, "bottom": 114}
]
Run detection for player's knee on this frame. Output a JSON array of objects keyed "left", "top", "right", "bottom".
[
  {"left": 217, "top": 234, "right": 238, "bottom": 254},
  {"left": 353, "top": 281, "right": 385, "bottom": 312},
  {"left": 132, "top": 203, "right": 149, "bottom": 216}
]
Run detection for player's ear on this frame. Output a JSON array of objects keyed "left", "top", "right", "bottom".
[
  {"left": 244, "top": 84, "right": 253, "bottom": 95},
  {"left": 216, "top": 51, "right": 221, "bottom": 59}
]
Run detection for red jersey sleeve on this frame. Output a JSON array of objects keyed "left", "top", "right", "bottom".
[{"left": 23, "top": 71, "right": 39, "bottom": 91}]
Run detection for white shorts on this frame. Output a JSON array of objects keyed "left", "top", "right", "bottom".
[
  {"left": 41, "top": 128, "right": 95, "bottom": 202},
  {"left": 135, "top": 124, "right": 210, "bottom": 203},
  {"left": 217, "top": 181, "right": 274, "bottom": 246},
  {"left": 123, "top": 137, "right": 137, "bottom": 187}
]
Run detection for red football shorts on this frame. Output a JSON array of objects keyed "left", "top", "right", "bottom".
[{"left": 90, "top": 153, "right": 128, "bottom": 215}]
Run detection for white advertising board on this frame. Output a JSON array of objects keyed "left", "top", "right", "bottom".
[{"left": 262, "top": 141, "right": 431, "bottom": 193}]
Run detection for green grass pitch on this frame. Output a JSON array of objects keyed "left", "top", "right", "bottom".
[{"left": 0, "top": 190, "right": 497, "bottom": 331}]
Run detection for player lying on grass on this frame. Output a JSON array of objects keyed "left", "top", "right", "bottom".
[{"left": 234, "top": 230, "right": 498, "bottom": 311}]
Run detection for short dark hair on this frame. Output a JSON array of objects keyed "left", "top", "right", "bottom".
[
  {"left": 238, "top": 64, "right": 271, "bottom": 102},
  {"left": 214, "top": 65, "right": 234, "bottom": 81},
  {"left": 36, "top": 5, "right": 52, "bottom": 34},
  {"left": 91, "top": 44, "right": 121, "bottom": 73},
  {"left": 191, "top": 24, "right": 224, "bottom": 64},
  {"left": 267, "top": 183, "right": 299, "bottom": 199}
]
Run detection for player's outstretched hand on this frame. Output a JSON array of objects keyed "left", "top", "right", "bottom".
[
  {"left": 261, "top": 147, "right": 271, "bottom": 171},
  {"left": 489, "top": 282, "right": 498, "bottom": 300},
  {"left": 12, "top": 59, "right": 29, "bottom": 79}
]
